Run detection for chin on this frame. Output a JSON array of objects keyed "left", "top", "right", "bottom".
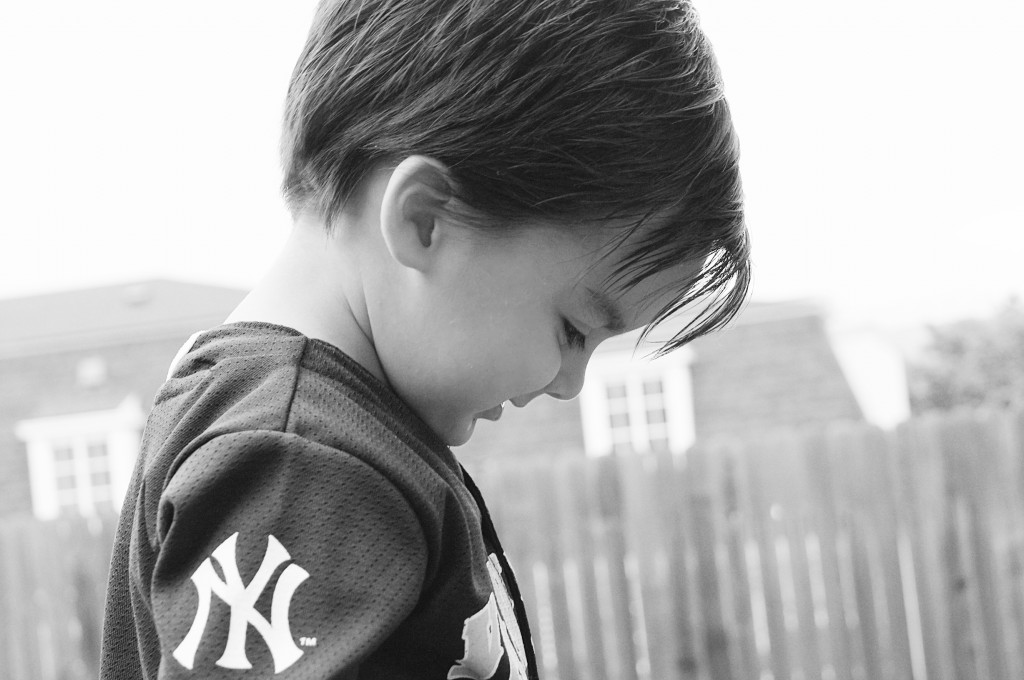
[
  {"left": 406, "top": 399, "right": 473, "bottom": 447},
  {"left": 442, "top": 419, "right": 476, "bottom": 448}
]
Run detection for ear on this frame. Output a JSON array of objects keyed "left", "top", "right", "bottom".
[{"left": 379, "top": 156, "right": 452, "bottom": 272}]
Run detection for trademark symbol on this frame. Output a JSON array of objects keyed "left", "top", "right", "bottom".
[{"left": 299, "top": 637, "right": 317, "bottom": 647}]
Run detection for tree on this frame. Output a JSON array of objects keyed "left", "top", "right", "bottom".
[{"left": 908, "top": 297, "right": 1024, "bottom": 413}]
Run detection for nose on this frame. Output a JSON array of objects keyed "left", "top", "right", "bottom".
[
  {"left": 544, "top": 352, "right": 588, "bottom": 401},
  {"left": 512, "top": 351, "right": 589, "bottom": 406}
]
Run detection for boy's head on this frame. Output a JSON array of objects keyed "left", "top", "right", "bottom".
[{"left": 280, "top": 0, "right": 750, "bottom": 444}]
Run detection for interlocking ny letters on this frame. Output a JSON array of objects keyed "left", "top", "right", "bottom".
[{"left": 173, "top": 532, "right": 310, "bottom": 673}]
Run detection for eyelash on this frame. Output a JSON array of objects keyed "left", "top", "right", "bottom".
[{"left": 562, "top": 318, "right": 586, "bottom": 350}]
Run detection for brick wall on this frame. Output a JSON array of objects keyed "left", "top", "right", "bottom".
[
  {"left": 0, "top": 335, "right": 190, "bottom": 517},
  {"left": 689, "top": 313, "right": 863, "bottom": 440}
]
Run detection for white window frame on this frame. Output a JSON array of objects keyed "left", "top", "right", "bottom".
[
  {"left": 15, "top": 394, "right": 144, "bottom": 520},
  {"left": 579, "top": 346, "right": 695, "bottom": 457}
]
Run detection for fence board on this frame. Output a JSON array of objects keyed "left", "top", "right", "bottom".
[
  {"left": 1, "top": 520, "right": 34, "bottom": 680},
  {"left": 966, "top": 416, "right": 1011, "bottom": 680},
  {"left": 720, "top": 445, "right": 759, "bottom": 680},
  {"left": 550, "top": 458, "right": 601, "bottom": 680},
  {"left": 781, "top": 435, "right": 823, "bottom": 680},
  {"left": 942, "top": 417, "right": 986, "bottom": 680},
  {"left": 597, "top": 455, "right": 640, "bottom": 680},
  {"left": 618, "top": 452, "right": 672, "bottom": 680},
  {"left": 995, "top": 411, "right": 1024, "bottom": 680},
  {"left": 805, "top": 429, "right": 856, "bottom": 680},
  {"left": 523, "top": 462, "right": 566, "bottom": 680},
  {"left": 867, "top": 428, "right": 914, "bottom": 680},
  {"left": 685, "top": 445, "right": 731, "bottom": 680},
  {"left": 655, "top": 447, "right": 705, "bottom": 680},
  {"left": 745, "top": 438, "right": 793, "bottom": 680},
  {"left": 899, "top": 417, "right": 955, "bottom": 680},
  {"left": 571, "top": 456, "right": 614, "bottom": 680}
]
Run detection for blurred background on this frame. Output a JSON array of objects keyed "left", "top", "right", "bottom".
[{"left": 1, "top": 1, "right": 1022, "bottom": 679}]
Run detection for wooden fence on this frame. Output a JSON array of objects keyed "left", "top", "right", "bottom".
[
  {"left": 471, "top": 409, "right": 1024, "bottom": 680},
  {"left": 2, "top": 409, "right": 1023, "bottom": 679},
  {"left": 0, "top": 513, "right": 115, "bottom": 680}
]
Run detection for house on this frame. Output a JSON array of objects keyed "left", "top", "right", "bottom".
[
  {"left": 0, "top": 281, "right": 246, "bottom": 519},
  {"left": 0, "top": 281, "right": 908, "bottom": 519}
]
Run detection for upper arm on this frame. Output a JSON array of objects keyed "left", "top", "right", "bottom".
[{"left": 149, "top": 430, "right": 428, "bottom": 679}]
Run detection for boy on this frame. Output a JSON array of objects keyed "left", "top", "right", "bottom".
[{"left": 100, "top": 0, "right": 749, "bottom": 678}]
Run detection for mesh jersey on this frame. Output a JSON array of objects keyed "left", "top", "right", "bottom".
[{"left": 100, "top": 322, "right": 538, "bottom": 680}]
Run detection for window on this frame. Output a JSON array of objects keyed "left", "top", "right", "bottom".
[
  {"left": 15, "top": 395, "right": 144, "bottom": 520},
  {"left": 605, "top": 382, "right": 633, "bottom": 454},
  {"left": 579, "top": 346, "right": 695, "bottom": 457}
]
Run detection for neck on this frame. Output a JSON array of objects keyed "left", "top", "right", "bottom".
[{"left": 225, "top": 216, "right": 388, "bottom": 384}]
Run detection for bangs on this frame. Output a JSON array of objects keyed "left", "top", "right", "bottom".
[
  {"left": 638, "top": 233, "right": 752, "bottom": 356},
  {"left": 603, "top": 166, "right": 750, "bottom": 355}
]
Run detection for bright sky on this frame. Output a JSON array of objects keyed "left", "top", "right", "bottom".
[{"left": 1, "top": 0, "right": 1021, "bottom": 333}]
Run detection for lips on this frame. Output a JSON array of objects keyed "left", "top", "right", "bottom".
[{"left": 477, "top": 402, "right": 506, "bottom": 421}]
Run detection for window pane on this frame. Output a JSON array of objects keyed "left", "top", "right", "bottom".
[
  {"left": 91, "top": 469, "right": 111, "bottom": 487},
  {"left": 87, "top": 441, "right": 108, "bottom": 459},
  {"left": 605, "top": 383, "right": 627, "bottom": 400},
  {"left": 53, "top": 445, "right": 74, "bottom": 463},
  {"left": 647, "top": 408, "right": 667, "bottom": 425},
  {"left": 57, "top": 474, "right": 77, "bottom": 491},
  {"left": 643, "top": 380, "right": 663, "bottom": 396},
  {"left": 650, "top": 436, "right": 670, "bottom": 452},
  {"left": 610, "top": 412, "right": 630, "bottom": 428}
]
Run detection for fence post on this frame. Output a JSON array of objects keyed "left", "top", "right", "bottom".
[
  {"left": 995, "top": 411, "right": 1024, "bottom": 680},
  {"left": 780, "top": 431, "right": 823, "bottom": 680},
  {"left": 745, "top": 437, "right": 792, "bottom": 680},
  {"left": 687, "top": 444, "right": 731, "bottom": 680},
  {"left": 804, "top": 428, "right": 855, "bottom": 680},
  {"left": 588, "top": 455, "right": 638, "bottom": 680},
  {"left": 720, "top": 443, "right": 760, "bottom": 680},
  {"left": 960, "top": 413, "right": 1011, "bottom": 680},
  {"left": 940, "top": 415, "right": 983, "bottom": 680},
  {"left": 656, "top": 449, "right": 705, "bottom": 680}
]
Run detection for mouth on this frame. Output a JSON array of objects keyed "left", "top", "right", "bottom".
[{"left": 477, "top": 402, "right": 506, "bottom": 422}]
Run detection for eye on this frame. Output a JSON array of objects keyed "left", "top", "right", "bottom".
[{"left": 562, "top": 318, "right": 586, "bottom": 350}]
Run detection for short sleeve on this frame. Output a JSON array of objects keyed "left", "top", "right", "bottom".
[{"left": 148, "top": 430, "right": 428, "bottom": 679}]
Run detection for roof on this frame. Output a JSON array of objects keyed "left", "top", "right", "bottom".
[
  {"left": 595, "top": 298, "right": 826, "bottom": 356},
  {"left": 0, "top": 280, "right": 246, "bottom": 357}
]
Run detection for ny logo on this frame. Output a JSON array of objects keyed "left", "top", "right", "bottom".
[{"left": 173, "top": 532, "right": 310, "bottom": 674}]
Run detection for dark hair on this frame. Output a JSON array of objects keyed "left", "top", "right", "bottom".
[{"left": 282, "top": 0, "right": 750, "bottom": 352}]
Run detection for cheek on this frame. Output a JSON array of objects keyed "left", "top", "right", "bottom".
[
  {"left": 398, "top": 283, "right": 563, "bottom": 401},
  {"left": 500, "top": 335, "right": 563, "bottom": 396}
]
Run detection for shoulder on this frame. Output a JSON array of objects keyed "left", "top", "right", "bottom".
[
  {"left": 143, "top": 322, "right": 476, "bottom": 559},
  {"left": 162, "top": 430, "right": 432, "bottom": 556}
]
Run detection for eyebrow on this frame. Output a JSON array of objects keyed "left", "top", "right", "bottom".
[{"left": 585, "top": 287, "right": 626, "bottom": 333}]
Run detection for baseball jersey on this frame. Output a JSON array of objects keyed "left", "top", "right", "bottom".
[{"left": 100, "top": 322, "right": 538, "bottom": 680}]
